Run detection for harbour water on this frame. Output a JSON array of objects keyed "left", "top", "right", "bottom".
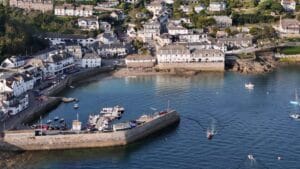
[{"left": 4, "top": 66, "right": 300, "bottom": 169}]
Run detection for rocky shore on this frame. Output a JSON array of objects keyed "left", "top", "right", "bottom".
[
  {"left": 230, "top": 53, "right": 278, "bottom": 74},
  {"left": 113, "top": 67, "right": 221, "bottom": 77}
]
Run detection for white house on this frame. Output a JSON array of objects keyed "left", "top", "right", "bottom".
[
  {"left": 0, "top": 93, "right": 29, "bottom": 115},
  {"left": 138, "top": 21, "right": 161, "bottom": 42},
  {"left": 78, "top": 17, "right": 99, "bottom": 31},
  {"left": 146, "top": 1, "right": 164, "bottom": 17},
  {"left": 179, "top": 34, "right": 208, "bottom": 43},
  {"left": 97, "top": 43, "right": 128, "bottom": 58},
  {"left": 65, "top": 44, "right": 83, "bottom": 60},
  {"left": 154, "top": 33, "right": 172, "bottom": 46},
  {"left": 213, "top": 16, "right": 232, "bottom": 28},
  {"left": 208, "top": 1, "right": 226, "bottom": 12},
  {"left": 0, "top": 72, "right": 35, "bottom": 97},
  {"left": 156, "top": 44, "right": 224, "bottom": 63},
  {"left": 279, "top": 19, "right": 300, "bottom": 34},
  {"left": 43, "top": 53, "right": 75, "bottom": 76},
  {"left": 81, "top": 52, "right": 101, "bottom": 68},
  {"left": 98, "top": 31, "right": 119, "bottom": 45},
  {"left": 194, "top": 4, "right": 206, "bottom": 13},
  {"left": 167, "top": 22, "right": 189, "bottom": 35},
  {"left": 123, "top": 0, "right": 139, "bottom": 4},
  {"left": 45, "top": 33, "right": 98, "bottom": 46},
  {"left": 55, "top": 4, "right": 93, "bottom": 17},
  {"left": 0, "top": 56, "right": 27, "bottom": 68},
  {"left": 125, "top": 54, "right": 156, "bottom": 68},
  {"left": 281, "top": 0, "right": 296, "bottom": 12}
]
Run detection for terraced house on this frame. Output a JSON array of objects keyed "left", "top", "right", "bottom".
[{"left": 9, "top": 0, "right": 53, "bottom": 12}]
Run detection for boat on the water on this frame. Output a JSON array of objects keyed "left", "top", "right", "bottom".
[
  {"left": 248, "top": 154, "right": 255, "bottom": 160},
  {"left": 46, "top": 120, "right": 52, "bottom": 124},
  {"left": 62, "top": 97, "right": 75, "bottom": 103},
  {"left": 245, "top": 83, "right": 254, "bottom": 90},
  {"left": 290, "top": 113, "right": 300, "bottom": 120},
  {"left": 290, "top": 89, "right": 299, "bottom": 105},
  {"left": 54, "top": 117, "right": 59, "bottom": 121},
  {"left": 73, "top": 103, "right": 79, "bottom": 109},
  {"left": 206, "top": 130, "right": 214, "bottom": 140}
]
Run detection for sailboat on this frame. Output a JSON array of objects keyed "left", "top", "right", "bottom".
[{"left": 290, "top": 89, "right": 300, "bottom": 105}]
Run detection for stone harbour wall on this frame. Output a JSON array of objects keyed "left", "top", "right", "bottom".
[
  {"left": 157, "top": 62, "right": 225, "bottom": 71},
  {"left": 0, "top": 111, "right": 180, "bottom": 151}
]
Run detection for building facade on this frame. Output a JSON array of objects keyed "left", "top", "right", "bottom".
[
  {"left": 281, "top": 0, "right": 296, "bottom": 12},
  {"left": 9, "top": 0, "right": 53, "bottom": 12},
  {"left": 280, "top": 19, "right": 300, "bottom": 34},
  {"left": 78, "top": 17, "right": 99, "bottom": 31},
  {"left": 55, "top": 4, "right": 93, "bottom": 17},
  {"left": 81, "top": 53, "right": 101, "bottom": 68}
]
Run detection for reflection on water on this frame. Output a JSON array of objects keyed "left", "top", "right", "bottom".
[{"left": 2, "top": 66, "right": 300, "bottom": 169}]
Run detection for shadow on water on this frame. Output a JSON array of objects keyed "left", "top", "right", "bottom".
[{"left": 0, "top": 122, "right": 180, "bottom": 169}]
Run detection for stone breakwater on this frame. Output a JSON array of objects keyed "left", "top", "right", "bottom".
[{"left": 0, "top": 111, "right": 180, "bottom": 151}]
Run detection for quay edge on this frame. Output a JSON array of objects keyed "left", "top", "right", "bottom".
[{"left": 0, "top": 110, "right": 180, "bottom": 151}]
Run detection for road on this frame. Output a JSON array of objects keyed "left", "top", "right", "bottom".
[{"left": 226, "top": 42, "right": 300, "bottom": 55}]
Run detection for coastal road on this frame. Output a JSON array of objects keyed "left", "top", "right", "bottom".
[{"left": 226, "top": 42, "right": 300, "bottom": 55}]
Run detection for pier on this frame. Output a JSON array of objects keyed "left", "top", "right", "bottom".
[{"left": 0, "top": 110, "right": 180, "bottom": 151}]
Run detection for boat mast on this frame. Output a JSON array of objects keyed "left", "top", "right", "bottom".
[
  {"left": 296, "top": 89, "right": 298, "bottom": 101},
  {"left": 40, "top": 116, "right": 42, "bottom": 136}
]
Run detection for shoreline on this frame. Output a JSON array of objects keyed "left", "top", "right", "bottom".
[
  {"left": 1, "top": 61, "right": 299, "bottom": 131},
  {"left": 0, "top": 66, "right": 115, "bottom": 131}
]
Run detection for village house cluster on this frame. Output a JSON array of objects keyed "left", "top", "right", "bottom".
[
  {"left": 0, "top": 44, "right": 102, "bottom": 117},
  {"left": 3, "top": 0, "right": 300, "bottom": 117}
]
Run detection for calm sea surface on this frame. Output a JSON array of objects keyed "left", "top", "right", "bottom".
[{"left": 17, "top": 66, "right": 300, "bottom": 168}]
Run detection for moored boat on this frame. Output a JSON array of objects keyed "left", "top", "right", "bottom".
[
  {"left": 62, "top": 97, "right": 75, "bottom": 103},
  {"left": 245, "top": 83, "right": 254, "bottom": 90},
  {"left": 290, "top": 113, "right": 300, "bottom": 120},
  {"left": 206, "top": 130, "right": 214, "bottom": 140},
  {"left": 290, "top": 89, "right": 299, "bottom": 106},
  {"left": 73, "top": 103, "right": 79, "bottom": 109}
]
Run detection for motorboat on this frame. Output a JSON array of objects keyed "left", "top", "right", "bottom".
[
  {"left": 59, "top": 118, "right": 65, "bottom": 123},
  {"left": 245, "top": 83, "right": 254, "bottom": 89},
  {"left": 290, "top": 113, "right": 300, "bottom": 120},
  {"left": 290, "top": 89, "right": 299, "bottom": 105},
  {"left": 206, "top": 130, "right": 214, "bottom": 140},
  {"left": 290, "top": 101, "right": 299, "bottom": 105},
  {"left": 46, "top": 120, "right": 52, "bottom": 124},
  {"left": 248, "top": 154, "right": 255, "bottom": 160},
  {"left": 74, "top": 103, "right": 79, "bottom": 109},
  {"left": 62, "top": 97, "right": 75, "bottom": 103},
  {"left": 54, "top": 116, "right": 59, "bottom": 121}
]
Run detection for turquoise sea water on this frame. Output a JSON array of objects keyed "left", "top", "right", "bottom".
[{"left": 20, "top": 66, "right": 300, "bottom": 169}]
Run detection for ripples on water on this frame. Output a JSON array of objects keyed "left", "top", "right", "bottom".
[{"left": 3, "top": 66, "right": 300, "bottom": 169}]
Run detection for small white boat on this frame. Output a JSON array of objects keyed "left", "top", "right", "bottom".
[
  {"left": 46, "top": 120, "right": 52, "bottom": 124},
  {"left": 290, "top": 89, "right": 299, "bottom": 106},
  {"left": 54, "top": 116, "right": 59, "bottom": 121},
  {"left": 62, "top": 97, "right": 75, "bottom": 103},
  {"left": 73, "top": 103, "right": 79, "bottom": 109},
  {"left": 290, "top": 113, "right": 300, "bottom": 120},
  {"left": 248, "top": 154, "right": 255, "bottom": 160},
  {"left": 290, "top": 101, "right": 299, "bottom": 105},
  {"left": 69, "top": 86, "right": 75, "bottom": 89},
  {"left": 245, "top": 83, "right": 254, "bottom": 89}
]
